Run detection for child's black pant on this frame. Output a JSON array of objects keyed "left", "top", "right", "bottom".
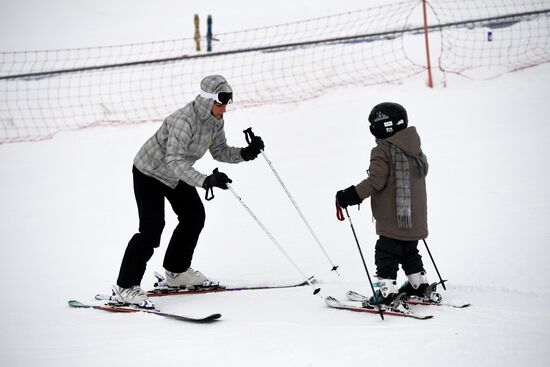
[{"left": 374, "top": 236, "right": 425, "bottom": 280}]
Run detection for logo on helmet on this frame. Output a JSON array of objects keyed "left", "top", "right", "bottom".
[{"left": 374, "top": 111, "right": 390, "bottom": 123}]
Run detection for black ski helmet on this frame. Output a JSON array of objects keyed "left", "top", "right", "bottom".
[{"left": 368, "top": 102, "right": 408, "bottom": 139}]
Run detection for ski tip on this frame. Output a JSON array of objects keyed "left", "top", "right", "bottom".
[
  {"left": 189, "top": 313, "right": 222, "bottom": 323},
  {"left": 68, "top": 300, "right": 87, "bottom": 308}
]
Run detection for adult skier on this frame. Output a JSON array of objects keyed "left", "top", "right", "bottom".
[
  {"left": 335, "top": 102, "right": 433, "bottom": 308},
  {"left": 115, "top": 74, "right": 264, "bottom": 306}
]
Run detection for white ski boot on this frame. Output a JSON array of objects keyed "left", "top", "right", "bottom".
[
  {"left": 399, "top": 271, "right": 442, "bottom": 303},
  {"left": 363, "top": 278, "right": 412, "bottom": 314},
  {"left": 165, "top": 268, "right": 219, "bottom": 288},
  {"left": 113, "top": 285, "right": 155, "bottom": 309},
  {"left": 366, "top": 278, "right": 399, "bottom": 306}
]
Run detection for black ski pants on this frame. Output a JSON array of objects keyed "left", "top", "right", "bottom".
[
  {"left": 117, "top": 166, "right": 205, "bottom": 288},
  {"left": 374, "top": 236, "right": 425, "bottom": 280}
]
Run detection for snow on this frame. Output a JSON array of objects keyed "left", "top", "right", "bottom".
[{"left": 1, "top": 1, "right": 550, "bottom": 366}]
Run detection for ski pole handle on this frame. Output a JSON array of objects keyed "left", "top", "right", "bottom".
[
  {"left": 243, "top": 127, "right": 262, "bottom": 150},
  {"left": 243, "top": 127, "right": 254, "bottom": 145}
]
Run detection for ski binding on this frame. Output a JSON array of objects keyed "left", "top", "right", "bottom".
[{"left": 346, "top": 289, "right": 470, "bottom": 308}]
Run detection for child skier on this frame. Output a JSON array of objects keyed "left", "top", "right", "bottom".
[{"left": 335, "top": 102, "right": 434, "bottom": 308}]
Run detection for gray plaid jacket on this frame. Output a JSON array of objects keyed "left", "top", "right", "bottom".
[{"left": 133, "top": 75, "right": 244, "bottom": 188}]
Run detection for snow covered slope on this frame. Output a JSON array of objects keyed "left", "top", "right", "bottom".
[{"left": 1, "top": 1, "right": 550, "bottom": 366}]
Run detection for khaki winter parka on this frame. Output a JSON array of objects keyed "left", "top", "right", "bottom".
[{"left": 355, "top": 126, "right": 428, "bottom": 241}]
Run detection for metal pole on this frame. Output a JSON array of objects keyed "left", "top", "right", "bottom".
[
  {"left": 260, "top": 149, "right": 339, "bottom": 274},
  {"left": 422, "top": 239, "right": 447, "bottom": 290},
  {"left": 243, "top": 127, "right": 339, "bottom": 274},
  {"left": 227, "top": 184, "right": 320, "bottom": 295},
  {"left": 422, "top": 0, "right": 434, "bottom": 88},
  {"left": 344, "top": 208, "right": 384, "bottom": 320}
]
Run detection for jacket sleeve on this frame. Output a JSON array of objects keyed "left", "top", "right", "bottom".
[
  {"left": 355, "top": 145, "right": 390, "bottom": 200},
  {"left": 165, "top": 116, "right": 208, "bottom": 187},
  {"left": 209, "top": 123, "right": 245, "bottom": 163}
]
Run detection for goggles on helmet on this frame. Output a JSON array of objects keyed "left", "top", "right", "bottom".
[{"left": 200, "top": 90, "right": 233, "bottom": 105}]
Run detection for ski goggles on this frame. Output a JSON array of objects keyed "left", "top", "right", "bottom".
[{"left": 200, "top": 90, "right": 233, "bottom": 105}]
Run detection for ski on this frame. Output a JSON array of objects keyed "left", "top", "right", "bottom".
[
  {"left": 94, "top": 277, "right": 315, "bottom": 301},
  {"left": 149, "top": 273, "right": 316, "bottom": 297},
  {"left": 325, "top": 296, "right": 433, "bottom": 320},
  {"left": 346, "top": 290, "right": 470, "bottom": 308},
  {"left": 406, "top": 298, "right": 471, "bottom": 308},
  {"left": 68, "top": 300, "right": 221, "bottom": 323}
]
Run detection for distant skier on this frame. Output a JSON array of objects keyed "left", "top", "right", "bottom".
[
  {"left": 335, "top": 102, "right": 433, "bottom": 307},
  {"left": 115, "top": 74, "right": 264, "bottom": 306}
]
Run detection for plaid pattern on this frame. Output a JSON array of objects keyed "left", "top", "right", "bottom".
[
  {"left": 133, "top": 75, "right": 243, "bottom": 188},
  {"left": 391, "top": 143, "right": 413, "bottom": 229}
]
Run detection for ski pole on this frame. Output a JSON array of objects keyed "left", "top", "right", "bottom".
[
  {"left": 243, "top": 127, "right": 339, "bottom": 275},
  {"left": 227, "top": 183, "right": 320, "bottom": 295},
  {"left": 422, "top": 239, "right": 447, "bottom": 291},
  {"left": 340, "top": 205, "right": 384, "bottom": 320}
]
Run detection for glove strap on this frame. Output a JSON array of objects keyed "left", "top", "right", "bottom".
[
  {"left": 204, "top": 167, "right": 220, "bottom": 201},
  {"left": 205, "top": 187, "right": 214, "bottom": 201},
  {"left": 336, "top": 201, "right": 345, "bottom": 221}
]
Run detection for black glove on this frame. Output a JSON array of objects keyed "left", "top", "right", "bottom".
[
  {"left": 240, "top": 135, "right": 265, "bottom": 161},
  {"left": 203, "top": 169, "right": 232, "bottom": 190},
  {"left": 336, "top": 185, "right": 362, "bottom": 208}
]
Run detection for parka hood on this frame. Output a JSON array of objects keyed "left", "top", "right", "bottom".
[
  {"left": 385, "top": 126, "right": 422, "bottom": 156},
  {"left": 194, "top": 74, "right": 233, "bottom": 121}
]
